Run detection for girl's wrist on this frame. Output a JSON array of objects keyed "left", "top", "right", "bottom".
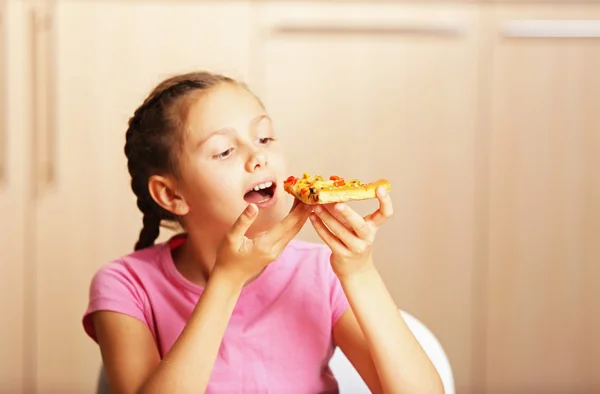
[
  {"left": 337, "top": 263, "right": 379, "bottom": 289},
  {"left": 209, "top": 266, "right": 247, "bottom": 294}
]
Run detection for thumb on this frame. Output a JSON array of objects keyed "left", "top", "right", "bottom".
[{"left": 228, "top": 204, "right": 259, "bottom": 240}]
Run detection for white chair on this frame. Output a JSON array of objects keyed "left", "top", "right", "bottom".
[
  {"left": 329, "top": 309, "right": 455, "bottom": 394},
  {"left": 97, "top": 310, "right": 454, "bottom": 394},
  {"left": 97, "top": 365, "right": 110, "bottom": 394}
]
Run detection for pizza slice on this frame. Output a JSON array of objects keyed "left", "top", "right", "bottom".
[{"left": 283, "top": 173, "right": 391, "bottom": 205}]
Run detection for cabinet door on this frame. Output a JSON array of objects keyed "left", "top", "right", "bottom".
[
  {"left": 253, "top": 3, "right": 481, "bottom": 393},
  {"left": 32, "top": 1, "right": 253, "bottom": 391},
  {"left": 0, "top": 2, "right": 29, "bottom": 393},
  {"left": 483, "top": 5, "right": 600, "bottom": 394}
]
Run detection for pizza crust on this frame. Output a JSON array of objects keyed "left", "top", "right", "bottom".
[
  {"left": 315, "top": 179, "right": 391, "bottom": 204},
  {"left": 284, "top": 174, "right": 391, "bottom": 205}
]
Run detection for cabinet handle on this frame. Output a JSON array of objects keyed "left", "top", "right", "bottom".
[
  {"left": 0, "top": 7, "right": 6, "bottom": 186},
  {"left": 30, "top": 8, "right": 56, "bottom": 197},
  {"left": 502, "top": 20, "right": 600, "bottom": 38},
  {"left": 272, "top": 21, "right": 465, "bottom": 37}
]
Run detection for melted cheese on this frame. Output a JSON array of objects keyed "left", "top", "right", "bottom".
[
  {"left": 284, "top": 173, "right": 375, "bottom": 204},
  {"left": 295, "top": 173, "right": 361, "bottom": 191}
]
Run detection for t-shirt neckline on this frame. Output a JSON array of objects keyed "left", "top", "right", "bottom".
[{"left": 159, "top": 233, "right": 277, "bottom": 295}]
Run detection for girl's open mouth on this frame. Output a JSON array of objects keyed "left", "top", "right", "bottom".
[{"left": 244, "top": 181, "right": 276, "bottom": 205}]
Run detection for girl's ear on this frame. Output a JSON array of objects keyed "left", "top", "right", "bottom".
[{"left": 148, "top": 175, "right": 190, "bottom": 216}]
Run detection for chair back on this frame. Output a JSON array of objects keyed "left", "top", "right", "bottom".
[{"left": 328, "top": 310, "right": 455, "bottom": 394}]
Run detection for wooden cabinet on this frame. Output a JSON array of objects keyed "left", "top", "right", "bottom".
[
  {"left": 3, "top": 1, "right": 598, "bottom": 393},
  {"left": 28, "top": 0, "right": 254, "bottom": 392},
  {"left": 253, "top": 3, "right": 481, "bottom": 393},
  {"left": 482, "top": 4, "right": 600, "bottom": 394},
  {"left": 0, "top": 2, "right": 30, "bottom": 393},
  {"left": 489, "top": 0, "right": 600, "bottom": 4}
]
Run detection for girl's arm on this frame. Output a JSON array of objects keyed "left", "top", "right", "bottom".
[
  {"left": 309, "top": 189, "right": 444, "bottom": 394},
  {"left": 333, "top": 268, "right": 444, "bottom": 394},
  {"left": 95, "top": 202, "right": 310, "bottom": 394},
  {"left": 94, "top": 273, "right": 243, "bottom": 394}
]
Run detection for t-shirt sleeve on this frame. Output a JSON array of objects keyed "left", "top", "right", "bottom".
[
  {"left": 82, "top": 261, "right": 150, "bottom": 343},
  {"left": 320, "top": 246, "right": 351, "bottom": 326}
]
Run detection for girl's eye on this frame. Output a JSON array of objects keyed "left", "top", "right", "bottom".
[
  {"left": 214, "top": 148, "right": 234, "bottom": 160},
  {"left": 258, "top": 137, "right": 275, "bottom": 145}
]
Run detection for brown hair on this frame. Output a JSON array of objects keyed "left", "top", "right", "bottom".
[{"left": 124, "top": 71, "right": 236, "bottom": 251}]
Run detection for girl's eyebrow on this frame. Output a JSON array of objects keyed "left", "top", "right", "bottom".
[
  {"left": 255, "top": 114, "right": 270, "bottom": 124},
  {"left": 196, "top": 114, "right": 271, "bottom": 148},
  {"left": 195, "top": 128, "right": 235, "bottom": 149}
]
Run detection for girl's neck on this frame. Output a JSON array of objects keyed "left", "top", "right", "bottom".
[{"left": 171, "top": 225, "right": 224, "bottom": 288}]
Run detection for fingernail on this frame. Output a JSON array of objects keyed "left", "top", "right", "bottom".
[
  {"left": 335, "top": 203, "right": 345, "bottom": 211},
  {"left": 378, "top": 187, "right": 387, "bottom": 196},
  {"left": 310, "top": 214, "right": 317, "bottom": 222},
  {"left": 314, "top": 206, "right": 322, "bottom": 213}
]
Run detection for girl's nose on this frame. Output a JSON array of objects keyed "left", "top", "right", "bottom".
[{"left": 247, "top": 152, "right": 267, "bottom": 172}]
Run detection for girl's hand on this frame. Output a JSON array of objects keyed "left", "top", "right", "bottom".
[
  {"left": 309, "top": 186, "right": 393, "bottom": 279},
  {"left": 213, "top": 199, "right": 310, "bottom": 286}
]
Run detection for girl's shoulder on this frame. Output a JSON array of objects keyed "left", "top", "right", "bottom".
[
  {"left": 82, "top": 238, "right": 184, "bottom": 343},
  {"left": 89, "top": 241, "right": 169, "bottom": 288},
  {"left": 90, "top": 232, "right": 189, "bottom": 285}
]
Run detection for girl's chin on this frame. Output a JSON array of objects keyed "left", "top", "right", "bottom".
[{"left": 247, "top": 212, "right": 286, "bottom": 234}]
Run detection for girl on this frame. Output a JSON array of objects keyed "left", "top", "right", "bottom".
[{"left": 82, "top": 71, "right": 444, "bottom": 394}]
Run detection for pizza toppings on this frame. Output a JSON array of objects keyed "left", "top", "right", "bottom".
[
  {"left": 284, "top": 175, "right": 297, "bottom": 186},
  {"left": 285, "top": 173, "right": 362, "bottom": 191},
  {"left": 284, "top": 172, "right": 391, "bottom": 205},
  {"left": 330, "top": 176, "right": 346, "bottom": 187}
]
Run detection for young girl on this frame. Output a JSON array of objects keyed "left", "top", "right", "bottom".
[{"left": 82, "top": 71, "right": 443, "bottom": 394}]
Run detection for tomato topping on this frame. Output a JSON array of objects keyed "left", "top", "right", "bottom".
[
  {"left": 301, "top": 187, "right": 309, "bottom": 195},
  {"left": 330, "top": 175, "right": 345, "bottom": 187},
  {"left": 284, "top": 175, "right": 297, "bottom": 185}
]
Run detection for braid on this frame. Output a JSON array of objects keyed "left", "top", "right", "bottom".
[
  {"left": 130, "top": 166, "right": 164, "bottom": 251},
  {"left": 135, "top": 209, "right": 161, "bottom": 251},
  {"left": 124, "top": 71, "right": 235, "bottom": 251}
]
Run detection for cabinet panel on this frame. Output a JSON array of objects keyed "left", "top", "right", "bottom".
[
  {"left": 253, "top": 3, "right": 481, "bottom": 393},
  {"left": 484, "top": 5, "right": 600, "bottom": 394},
  {"left": 0, "top": 2, "right": 29, "bottom": 393},
  {"left": 489, "top": 0, "right": 600, "bottom": 4},
  {"left": 32, "top": 1, "right": 254, "bottom": 391}
]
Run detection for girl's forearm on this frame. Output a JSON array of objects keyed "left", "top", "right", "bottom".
[
  {"left": 340, "top": 265, "right": 444, "bottom": 394},
  {"left": 139, "top": 272, "right": 243, "bottom": 394}
]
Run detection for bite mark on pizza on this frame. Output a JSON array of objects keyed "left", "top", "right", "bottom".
[{"left": 283, "top": 173, "right": 391, "bottom": 205}]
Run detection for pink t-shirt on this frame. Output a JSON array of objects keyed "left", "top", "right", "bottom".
[{"left": 82, "top": 235, "right": 350, "bottom": 393}]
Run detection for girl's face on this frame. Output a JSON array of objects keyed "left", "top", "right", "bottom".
[{"left": 174, "top": 82, "right": 289, "bottom": 235}]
